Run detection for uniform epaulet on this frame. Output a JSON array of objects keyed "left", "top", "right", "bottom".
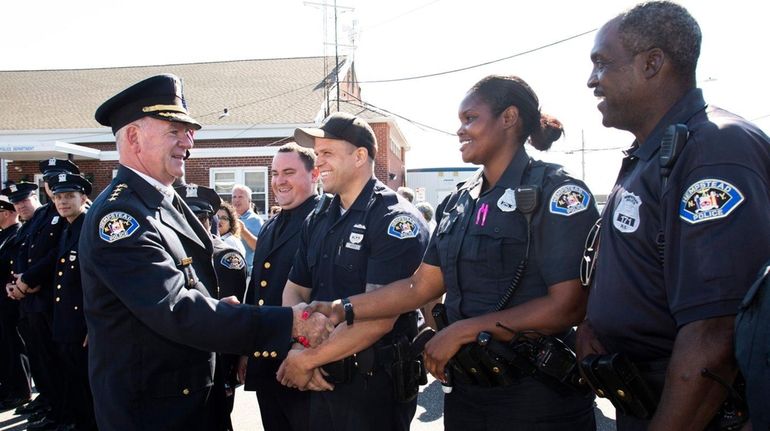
[{"left": 107, "top": 184, "right": 129, "bottom": 202}]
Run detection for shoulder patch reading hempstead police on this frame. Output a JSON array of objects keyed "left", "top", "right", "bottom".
[
  {"left": 220, "top": 251, "right": 245, "bottom": 270},
  {"left": 679, "top": 179, "right": 744, "bottom": 224},
  {"left": 549, "top": 184, "right": 591, "bottom": 216},
  {"left": 387, "top": 215, "right": 420, "bottom": 240},
  {"left": 98, "top": 212, "right": 139, "bottom": 243}
]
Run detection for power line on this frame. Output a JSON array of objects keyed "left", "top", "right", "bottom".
[
  {"left": 349, "top": 28, "right": 597, "bottom": 84},
  {"left": 343, "top": 92, "right": 454, "bottom": 135}
]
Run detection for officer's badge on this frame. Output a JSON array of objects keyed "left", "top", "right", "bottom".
[
  {"left": 549, "top": 184, "right": 591, "bottom": 216},
  {"left": 186, "top": 184, "right": 198, "bottom": 198},
  {"left": 612, "top": 191, "right": 642, "bottom": 233},
  {"left": 349, "top": 232, "right": 364, "bottom": 244},
  {"left": 9, "top": 185, "right": 16, "bottom": 193},
  {"left": 69, "top": 252, "right": 77, "bottom": 262},
  {"left": 220, "top": 251, "right": 245, "bottom": 270},
  {"left": 48, "top": 158, "right": 57, "bottom": 166},
  {"left": 679, "top": 179, "right": 744, "bottom": 224},
  {"left": 98, "top": 212, "right": 139, "bottom": 243},
  {"left": 497, "top": 188, "right": 517, "bottom": 212},
  {"left": 387, "top": 215, "right": 420, "bottom": 240},
  {"left": 51, "top": 216, "right": 60, "bottom": 225}
]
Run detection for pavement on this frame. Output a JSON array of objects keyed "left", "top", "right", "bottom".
[{"left": 0, "top": 377, "right": 617, "bottom": 430}]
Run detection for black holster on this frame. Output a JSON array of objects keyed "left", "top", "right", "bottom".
[
  {"left": 379, "top": 336, "right": 426, "bottom": 403},
  {"left": 579, "top": 353, "right": 659, "bottom": 419}
]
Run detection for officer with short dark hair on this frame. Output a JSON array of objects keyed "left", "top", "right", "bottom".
[
  {"left": 241, "top": 142, "right": 319, "bottom": 431},
  {"left": 577, "top": 2, "right": 770, "bottom": 430},
  {"left": 278, "top": 112, "right": 429, "bottom": 431},
  {"left": 48, "top": 172, "right": 95, "bottom": 430}
]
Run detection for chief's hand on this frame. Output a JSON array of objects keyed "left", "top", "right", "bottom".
[
  {"left": 305, "top": 300, "right": 344, "bottom": 326},
  {"left": 291, "top": 304, "right": 334, "bottom": 348},
  {"left": 423, "top": 323, "right": 464, "bottom": 382},
  {"left": 5, "top": 282, "right": 21, "bottom": 300},
  {"left": 575, "top": 319, "right": 607, "bottom": 360},
  {"left": 277, "top": 348, "right": 314, "bottom": 390}
]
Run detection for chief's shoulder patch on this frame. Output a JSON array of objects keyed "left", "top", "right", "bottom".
[
  {"left": 98, "top": 211, "right": 140, "bottom": 243},
  {"left": 387, "top": 215, "right": 420, "bottom": 239},
  {"left": 549, "top": 184, "right": 591, "bottom": 216},
  {"left": 679, "top": 178, "right": 744, "bottom": 224},
  {"left": 220, "top": 251, "right": 245, "bottom": 270}
]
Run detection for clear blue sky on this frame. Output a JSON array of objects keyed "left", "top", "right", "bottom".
[{"left": 2, "top": 0, "right": 767, "bottom": 194}]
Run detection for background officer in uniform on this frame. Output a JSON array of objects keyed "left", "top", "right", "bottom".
[
  {"left": 277, "top": 112, "right": 428, "bottom": 431},
  {"left": 577, "top": 2, "right": 770, "bottom": 430},
  {"left": 80, "top": 74, "right": 332, "bottom": 431},
  {"left": 304, "top": 76, "right": 599, "bottom": 430},
  {"left": 49, "top": 172, "right": 95, "bottom": 430},
  {"left": 6, "top": 161, "right": 78, "bottom": 431},
  {"left": 0, "top": 196, "right": 31, "bottom": 411},
  {"left": 176, "top": 182, "right": 247, "bottom": 431},
  {"left": 240, "top": 142, "right": 319, "bottom": 431}
]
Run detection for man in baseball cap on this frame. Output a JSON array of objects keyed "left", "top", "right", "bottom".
[{"left": 294, "top": 112, "right": 377, "bottom": 160}]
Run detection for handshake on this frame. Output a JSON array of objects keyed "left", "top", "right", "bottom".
[{"left": 289, "top": 302, "right": 337, "bottom": 348}]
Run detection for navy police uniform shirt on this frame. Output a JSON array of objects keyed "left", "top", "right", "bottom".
[
  {"left": 212, "top": 237, "right": 247, "bottom": 301},
  {"left": 424, "top": 148, "right": 599, "bottom": 323},
  {"left": 79, "top": 165, "right": 293, "bottom": 431},
  {"left": 588, "top": 89, "right": 770, "bottom": 362},
  {"left": 289, "top": 178, "right": 428, "bottom": 337},
  {"left": 52, "top": 213, "right": 87, "bottom": 344}
]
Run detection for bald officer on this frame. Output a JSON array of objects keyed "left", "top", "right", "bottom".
[{"left": 80, "top": 74, "right": 331, "bottom": 431}]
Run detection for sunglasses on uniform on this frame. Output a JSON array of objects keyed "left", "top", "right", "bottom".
[{"left": 580, "top": 219, "right": 601, "bottom": 288}]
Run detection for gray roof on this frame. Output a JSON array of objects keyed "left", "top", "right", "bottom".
[{"left": 0, "top": 57, "right": 344, "bottom": 131}]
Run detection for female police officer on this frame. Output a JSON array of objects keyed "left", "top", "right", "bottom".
[{"left": 299, "top": 75, "right": 598, "bottom": 430}]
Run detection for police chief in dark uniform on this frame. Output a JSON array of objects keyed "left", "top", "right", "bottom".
[
  {"left": 277, "top": 112, "right": 429, "bottom": 431},
  {"left": 304, "top": 76, "right": 599, "bottom": 430},
  {"left": 80, "top": 74, "right": 332, "bottom": 431},
  {"left": 175, "top": 182, "right": 247, "bottom": 431},
  {"left": 577, "top": 3, "right": 770, "bottom": 430},
  {"left": 0, "top": 196, "right": 31, "bottom": 410},
  {"left": 242, "top": 142, "right": 318, "bottom": 431},
  {"left": 49, "top": 172, "right": 96, "bottom": 430}
]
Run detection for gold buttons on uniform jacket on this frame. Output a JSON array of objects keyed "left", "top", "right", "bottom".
[
  {"left": 258, "top": 299, "right": 264, "bottom": 306},
  {"left": 58, "top": 271, "right": 63, "bottom": 276},
  {"left": 270, "top": 352, "right": 277, "bottom": 358},
  {"left": 253, "top": 352, "right": 260, "bottom": 358},
  {"left": 60, "top": 258, "right": 65, "bottom": 263},
  {"left": 260, "top": 280, "right": 267, "bottom": 288},
  {"left": 55, "top": 297, "right": 60, "bottom": 302},
  {"left": 57, "top": 285, "right": 61, "bottom": 290},
  {"left": 182, "top": 388, "right": 190, "bottom": 395},
  {"left": 262, "top": 351, "right": 269, "bottom": 358},
  {"left": 263, "top": 262, "right": 271, "bottom": 269}
]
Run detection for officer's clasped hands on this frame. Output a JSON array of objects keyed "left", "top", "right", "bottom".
[{"left": 291, "top": 303, "right": 335, "bottom": 348}]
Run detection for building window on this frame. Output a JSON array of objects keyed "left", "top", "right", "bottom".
[
  {"left": 389, "top": 138, "right": 401, "bottom": 160},
  {"left": 210, "top": 167, "right": 268, "bottom": 216}
]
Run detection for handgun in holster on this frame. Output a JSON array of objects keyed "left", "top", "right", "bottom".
[
  {"left": 579, "top": 353, "right": 658, "bottom": 419},
  {"left": 386, "top": 335, "right": 425, "bottom": 403}
]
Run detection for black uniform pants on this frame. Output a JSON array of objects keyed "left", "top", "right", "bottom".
[
  {"left": 253, "top": 374, "right": 310, "bottom": 431},
  {"left": 17, "top": 312, "right": 65, "bottom": 420},
  {"left": 443, "top": 377, "right": 596, "bottom": 431},
  {"left": 209, "top": 353, "right": 239, "bottom": 431},
  {"left": 309, "top": 366, "right": 416, "bottom": 431},
  {"left": 57, "top": 342, "right": 96, "bottom": 430},
  {"left": 0, "top": 302, "right": 30, "bottom": 399}
]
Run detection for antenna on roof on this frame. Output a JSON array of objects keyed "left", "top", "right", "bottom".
[{"left": 218, "top": 108, "right": 229, "bottom": 120}]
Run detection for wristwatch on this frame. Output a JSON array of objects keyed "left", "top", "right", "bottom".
[{"left": 341, "top": 297, "right": 354, "bottom": 326}]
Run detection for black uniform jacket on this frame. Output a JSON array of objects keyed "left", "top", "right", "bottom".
[
  {"left": 52, "top": 213, "right": 87, "bottom": 344},
  {"left": 16, "top": 203, "right": 66, "bottom": 313},
  {"left": 245, "top": 195, "right": 318, "bottom": 387},
  {"left": 79, "top": 166, "right": 292, "bottom": 431},
  {"left": 0, "top": 223, "right": 20, "bottom": 308}
]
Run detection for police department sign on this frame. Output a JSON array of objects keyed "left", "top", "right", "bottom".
[{"left": 679, "top": 178, "right": 744, "bottom": 224}]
